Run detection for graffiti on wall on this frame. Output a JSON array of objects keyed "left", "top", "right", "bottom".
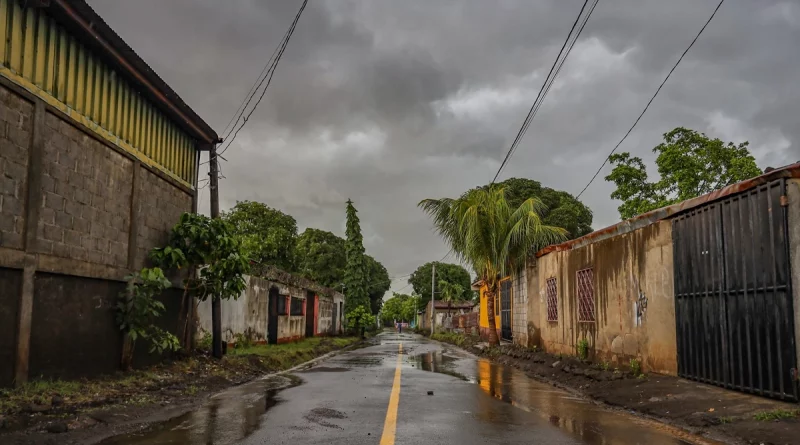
[{"left": 635, "top": 290, "right": 648, "bottom": 327}]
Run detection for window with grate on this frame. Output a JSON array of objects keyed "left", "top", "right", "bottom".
[
  {"left": 546, "top": 278, "right": 558, "bottom": 321},
  {"left": 290, "top": 297, "right": 304, "bottom": 316},
  {"left": 576, "top": 268, "right": 595, "bottom": 322},
  {"left": 277, "top": 295, "right": 287, "bottom": 315}
]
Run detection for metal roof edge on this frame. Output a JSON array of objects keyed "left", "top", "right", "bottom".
[
  {"left": 50, "top": 0, "right": 218, "bottom": 144},
  {"left": 535, "top": 162, "right": 800, "bottom": 258}
]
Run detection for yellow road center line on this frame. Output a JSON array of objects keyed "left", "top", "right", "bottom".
[{"left": 380, "top": 343, "right": 403, "bottom": 445}]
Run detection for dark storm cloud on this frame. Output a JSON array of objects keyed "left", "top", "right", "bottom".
[{"left": 89, "top": 0, "right": 800, "bottom": 291}]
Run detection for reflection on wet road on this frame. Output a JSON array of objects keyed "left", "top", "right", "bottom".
[{"left": 103, "top": 332, "right": 716, "bottom": 445}]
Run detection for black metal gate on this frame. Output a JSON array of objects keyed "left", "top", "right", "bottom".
[
  {"left": 673, "top": 179, "right": 797, "bottom": 401},
  {"left": 500, "top": 279, "right": 512, "bottom": 341}
]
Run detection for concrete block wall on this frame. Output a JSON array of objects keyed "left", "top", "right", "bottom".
[
  {"left": 38, "top": 112, "right": 133, "bottom": 267},
  {"left": 134, "top": 168, "right": 193, "bottom": 267},
  {"left": 0, "top": 85, "right": 33, "bottom": 250},
  {"left": 0, "top": 79, "right": 197, "bottom": 387},
  {"left": 512, "top": 267, "right": 527, "bottom": 346}
]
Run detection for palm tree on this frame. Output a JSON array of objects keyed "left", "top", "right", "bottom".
[
  {"left": 438, "top": 280, "right": 464, "bottom": 317},
  {"left": 419, "top": 185, "right": 566, "bottom": 345}
]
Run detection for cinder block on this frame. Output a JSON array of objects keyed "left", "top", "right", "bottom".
[
  {"left": 44, "top": 192, "right": 64, "bottom": 211},
  {"left": 64, "top": 229, "right": 81, "bottom": 247},
  {"left": 42, "top": 224, "right": 64, "bottom": 242},
  {"left": 54, "top": 211, "right": 73, "bottom": 230}
]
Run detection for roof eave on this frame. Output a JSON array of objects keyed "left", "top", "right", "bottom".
[{"left": 50, "top": 0, "right": 219, "bottom": 144}]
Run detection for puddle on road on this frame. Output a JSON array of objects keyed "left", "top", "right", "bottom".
[
  {"left": 410, "top": 350, "right": 472, "bottom": 382},
  {"left": 412, "top": 350, "right": 718, "bottom": 445},
  {"left": 100, "top": 375, "right": 299, "bottom": 445}
]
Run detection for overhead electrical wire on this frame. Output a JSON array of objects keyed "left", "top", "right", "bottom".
[
  {"left": 574, "top": 0, "right": 725, "bottom": 199},
  {"left": 203, "top": 0, "right": 308, "bottom": 165},
  {"left": 491, "top": 0, "right": 598, "bottom": 184},
  {"left": 218, "top": 27, "right": 294, "bottom": 140}
]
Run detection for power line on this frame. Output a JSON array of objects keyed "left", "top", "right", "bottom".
[
  {"left": 491, "top": 0, "right": 597, "bottom": 184},
  {"left": 575, "top": 0, "right": 725, "bottom": 200},
  {"left": 202, "top": 0, "right": 308, "bottom": 165},
  {"left": 218, "top": 27, "right": 294, "bottom": 140},
  {"left": 501, "top": 0, "right": 598, "bottom": 180},
  {"left": 218, "top": 0, "right": 307, "bottom": 157}
]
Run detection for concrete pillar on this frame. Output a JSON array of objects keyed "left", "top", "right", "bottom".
[
  {"left": 786, "top": 179, "right": 800, "bottom": 372},
  {"left": 15, "top": 99, "right": 45, "bottom": 386},
  {"left": 127, "top": 161, "right": 141, "bottom": 269}
]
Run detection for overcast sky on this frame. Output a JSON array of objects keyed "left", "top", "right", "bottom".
[{"left": 89, "top": 0, "right": 799, "bottom": 292}]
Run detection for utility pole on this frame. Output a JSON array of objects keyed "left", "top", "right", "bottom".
[
  {"left": 430, "top": 262, "right": 435, "bottom": 335},
  {"left": 209, "top": 145, "right": 222, "bottom": 359}
]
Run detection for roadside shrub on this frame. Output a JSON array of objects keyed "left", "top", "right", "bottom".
[
  {"left": 629, "top": 358, "right": 642, "bottom": 377},
  {"left": 197, "top": 332, "right": 212, "bottom": 351},
  {"left": 116, "top": 268, "right": 180, "bottom": 370},
  {"left": 233, "top": 333, "right": 253, "bottom": 349},
  {"left": 577, "top": 338, "right": 589, "bottom": 360}
]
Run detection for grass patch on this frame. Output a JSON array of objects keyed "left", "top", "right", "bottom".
[
  {"left": 0, "top": 370, "right": 165, "bottom": 415},
  {"left": 0, "top": 336, "right": 360, "bottom": 416},
  {"left": 227, "top": 336, "right": 360, "bottom": 371},
  {"left": 753, "top": 409, "right": 800, "bottom": 421},
  {"left": 430, "top": 332, "right": 469, "bottom": 347},
  {"left": 719, "top": 416, "right": 734, "bottom": 424}
]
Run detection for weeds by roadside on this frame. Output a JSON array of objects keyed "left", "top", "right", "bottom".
[
  {"left": 430, "top": 332, "right": 470, "bottom": 347},
  {"left": 0, "top": 336, "right": 360, "bottom": 421},
  {"left": 753, "top": 409, "right": 800, "bottom": 421}
]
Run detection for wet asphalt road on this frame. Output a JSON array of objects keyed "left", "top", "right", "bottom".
[{"left": 103, "top": 332, "right": 707, "bottom": 445}]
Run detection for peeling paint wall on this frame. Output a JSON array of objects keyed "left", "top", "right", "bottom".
[
  {"left": 197, "top": 274, "right": 344, "bottom": 344},
  {"left": 317, "top": 294, "right": 340, "bottom": 335},
  {"left": 532, "top": 220, "right": 677, "bottom": 375}
]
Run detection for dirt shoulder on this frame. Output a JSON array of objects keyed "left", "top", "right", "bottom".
[
  {"left": 0, "top": 336, "right": 362, "bottom": 445},
  {"left": 433, "top": 334, "right": 799, "bottom": 445}
]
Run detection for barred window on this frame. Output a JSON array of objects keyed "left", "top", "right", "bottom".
[
  {"left": 546, "top": 278, "right": 558, "bottom": 321},
  {"left": 577, "top": 268, "right": 595, "bottom": 322},
  {"left": 290, "top": 297, "right": 304, "bottom": 316},
  {"left": 277, "top": 295, "right": 288, "bottom": 315}
]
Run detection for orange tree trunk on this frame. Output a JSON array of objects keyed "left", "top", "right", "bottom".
[{"left": 485, "top": 289, "right": 499, "bottom": 345}]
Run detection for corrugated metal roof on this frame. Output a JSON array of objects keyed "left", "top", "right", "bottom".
[
  {"left": 49, "top": 0, "right": 218, "bottom": 144},
  {"left": 536, "top": 162, "right": 800, "bottom": 258}
]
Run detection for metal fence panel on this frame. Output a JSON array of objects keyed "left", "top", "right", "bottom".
[
  {"left": 500, "top": 280, "right": 512, "bottom": 341},
  {"left": 673, "top": 179, "right": 797, "bottom": 401}
]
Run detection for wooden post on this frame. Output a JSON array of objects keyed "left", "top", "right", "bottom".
[{"left": 209, "top": 145, "right": 222, "bottom": 359}]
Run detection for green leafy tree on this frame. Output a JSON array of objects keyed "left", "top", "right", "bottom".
[
  {"left": 346, "top": 305, "right": 375, "bottom": 338},
  {"left": 150, "top": 213, "right": 249, "bottom": 356},
  {"left": 471, "top": 178, "right": 593, "bottom": 239},
  {"left": 116, "top": 268, "right": 179, "bottom": 370},
  {"left": 419, "top": 185, "right": 566, "bottom": 344},
  {"left": 295, "top": 228, "right": 346, "bottom": 288},
  {"left": 408, "top": 262, "right": 472, "bottom": 306},
  {"left": 365, "top": 254, "right": 391, "bottom": 315},
  {"left": 223, "top": 200, "right": 297, "bottom": 271},
  {"left": 606, "top": 127, "right": 762, "bottom": 220},
  {"left": 381, "top": 293, "right": 420, "bottom": 324},
  {"left": 344, "top": 199, "right": 369, "bottom": 314}
]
